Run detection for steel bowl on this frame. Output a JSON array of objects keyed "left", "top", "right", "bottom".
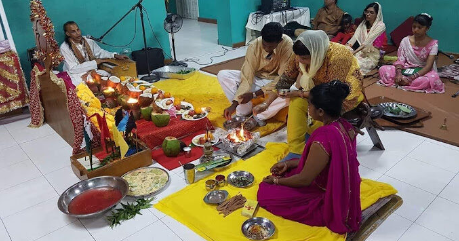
[
  {"left": 223, "top": 116, "right": 258, "bottom": 131},
  {"left": 57, "top": 176, "right": 128, "bottom": 219},
  {"left": 122, "top": 167, "right": 171, "bottom": 198},
  {"left": 241, "top": 217, "right": 276, "bottom": 240},
  {"left": 203, "top": 190, "right": 229, "bottom": 204},
  {"left": 227, "top": 171, "right": 255, "bottom": 188}
]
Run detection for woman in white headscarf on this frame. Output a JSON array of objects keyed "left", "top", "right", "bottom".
[
  {"left": 255, "top": 30, "right": 364, "bottom": 160},
  {"left": 347, "top": 2, "right": 387, "bottom": 75}
]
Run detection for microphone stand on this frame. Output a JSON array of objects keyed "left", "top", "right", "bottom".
[{"left": 96, "top": 0, "right": 159, "bottom": 82}]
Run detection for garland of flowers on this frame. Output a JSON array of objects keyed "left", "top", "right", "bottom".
[{"left": 30, "top": 0, "right": 64, "bottom": 68}]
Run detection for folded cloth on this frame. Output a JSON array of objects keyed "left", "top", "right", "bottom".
[
  {"left": 151, "top": 130, "right": 218, "bottom": 171},
  {"left": 155, "top": 143, "right": 397, "bottom": 241}
]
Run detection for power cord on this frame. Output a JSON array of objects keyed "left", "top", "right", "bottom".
[
  {"left": 182, "top": 46, "right": 236, "bottom": 66},
  {"left": 96, "top": 8, "right": 138, "bottom": 49}
]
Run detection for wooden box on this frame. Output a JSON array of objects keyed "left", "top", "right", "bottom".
[
  {"left": 70, "top": 139, "right": 152, "bottom": 180},
  {"left": 99, "top": 59, "right": 137, "bottom": 78}
]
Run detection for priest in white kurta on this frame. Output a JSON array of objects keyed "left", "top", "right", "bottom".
[{"left": 60, "top": 21, "right": 128, "bottom": 85}]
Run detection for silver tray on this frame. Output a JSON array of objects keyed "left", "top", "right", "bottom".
[
  {"left": 203, "top": 190, "right": 229, "bottom": 204},
  {"left": 379, "top": 102, "right": 417, "bottom": 119},
  {"left": 223, "top": 116, "right": 258, "bottom": 131},
  {"left": 241, "top": 217, "right": 276, "bottom": 240},
  {"left": 151, "top": 66, "right": 196, "bottom": 79},
  {"left": 227, "top": 171, "right": 254, "bottom": 188},
  {"left": 121, "top": 167, "right": 170, "bottom": 198}
]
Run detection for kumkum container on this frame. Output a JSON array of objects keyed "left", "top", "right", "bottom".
[
  {"left": 215, "top": 175, "right": 226, "bottom": 187},
  {"left": 205, "top": 179, "right": 216, "bottom": 191}
]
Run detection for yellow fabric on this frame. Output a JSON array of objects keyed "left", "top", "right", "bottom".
[
  {"left": 155, "top": 143, "right": 397, "bottom": 241},
  {"left": 111, "top": 124, "right": 128, "bottom": 158},
  {"left": 75, "top": 83, "right": 116, "bottom": 138},
  {"left": 153, "top": 72, "right": 286, "bottom": 137},
  {"left": 286, "top": 97, "right": 323, "bottom": 154}
]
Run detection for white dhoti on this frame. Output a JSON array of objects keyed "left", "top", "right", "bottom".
[{"left": 217, "top": 70, "right": 289, "bottom": 120}]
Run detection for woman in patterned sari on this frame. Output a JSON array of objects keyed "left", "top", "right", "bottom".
[
  {"left": 378, "top": 13, "right": 445, "bottom": 93},
  {"left": 257, "top": 80, "right": 362, "bottom": 234},
  {"left": 346, "top": 2, "right": 387, "bottom": 75},
  {"left": 254, "top": 30, "right": 363, "bottom": 160}
]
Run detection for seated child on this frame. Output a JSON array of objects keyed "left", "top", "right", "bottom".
[{"left": 331, "top": 14, "right": 356, "bottom": 45}]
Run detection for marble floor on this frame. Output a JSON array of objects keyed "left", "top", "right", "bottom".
[{"left": 1, "top": 19, "right": 458, "bottom": 241}]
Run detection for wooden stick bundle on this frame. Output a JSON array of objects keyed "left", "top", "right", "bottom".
[{"left": 216, "top": 194, "right": 247, "bottom": 217}]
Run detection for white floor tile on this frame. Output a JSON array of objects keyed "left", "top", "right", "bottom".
[
  {"left": 366, "top": 214, "right": 412, "bottom": 241},
  {"left": 0, "top": 130, "right": 16, "bottom": 151},
  {"left": 45, "top": 166, "right": 82, "bottom": 195},
  {"left": 20, "top": 133, "right": 70, "bottom": 159},
  {"left": 359, "top": 166, "right": 383, "bottom": 180},
  {"left": 399, "top": 223, "right": 452, "bottom": 241},
  {"left": 35, "top": 221, "right": 94, "bottom": 241},
  {"left": 417, "top": 197, "right": 459, "bottom": 241},
  {"left": 29, "top": 145, "right": 73, "bottom": 174},
  {"left": 409, "top": 141, "right": 459, "bottom": 173},
  {"left": 0, "top": 220, "right": 10, "bottom": 241},
  {"left": 9, "top": 124, "right": 55, "bottom": 144},
  {"left": 357, "top": 146, "right": 406, "bottom": 174},
  {"left": 425, "top": 138, "right": 459, "bottom": 152},
  {"left": 152, "top": 173, "right": 187, "bottom": 204},
  {"left": 386, "top": 157, "right": 455, "bottom": 195},
  {"left": 148, "top": 207, "right": 167, "bottom": 220},
  {"left": 378, "top": 175, "right": 436, "bottom": 221},
  {"left": 0, "top": 145, "right": 29, "bottom": 169},
  {"left": 123, "top": 221, "right": 181, "bottom": 241},
  {"left": 161, "top": 215, "right": 206, "bottom": 241},
  {"left": 359, "top": 130, "right": 423, "bottom": 154},
  {"left": 0, "top": 160, "right": 42, "bottom": 192},
  {"left": 440, "top": 174, "right": 459, "bottom": 204},
  {"left": 3, "top": 197, "right": 75, "bottom": 241},
  {"left": 0, "top": 176, "right": 57, "bottom": 218},
  {"left": 81, "top": 204, "right": 157, "bottom": 241},
  {"left": 3, "top": 118, "right": 31, "bottom": 132}
]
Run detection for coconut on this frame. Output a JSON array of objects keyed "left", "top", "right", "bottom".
[
  {"left": 151, "top": 111, "right": 170, "bottom": 127},
  {"left": 162, "top": 136, "right": 181, "bottom": 157}
]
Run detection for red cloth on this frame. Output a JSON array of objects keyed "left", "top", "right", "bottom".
[
  {"left": 135, "top": 117, "right": 212, "bottom": 149},
  {"left": 0, "top": 51, "right": 28, "bottom": 114},
  {"left": 151, "top": 130, "right": 218, "bottom": 170}
]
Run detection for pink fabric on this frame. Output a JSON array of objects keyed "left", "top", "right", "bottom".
[
  {"left": 373, "top": 31, "right": 387, "bottom": 49},
  {"left": 257, "top": 118, "right": 362, "bottom": 234},
  {"left": 379, "top": 37, "right": 445, "bottom": 93}
]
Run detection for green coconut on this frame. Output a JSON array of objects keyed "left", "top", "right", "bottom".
[
  {"left": 151, "top": 111, "right": 170, "bottom": 127},
  {"left": 140, "top": 106, "right": 152, "bottom": 121},
  {"left": 162, "top": 136, "right": 181, "bottom": 157}
]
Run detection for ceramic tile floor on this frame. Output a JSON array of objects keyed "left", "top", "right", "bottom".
[{"left": 1, "top": 19, "right": 458, "bottom": 241}]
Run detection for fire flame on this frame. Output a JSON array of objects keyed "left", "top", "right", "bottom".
[
  {"left": 127, "top": 98, "right": 138, "bottom": 104},
  {"left": 228, "top": 126, "right": 251, "bottom": 143}
]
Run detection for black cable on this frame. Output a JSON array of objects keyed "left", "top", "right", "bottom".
[
  {"left": 182, "top": 46, "right": 236, "bottom": 66},
  {"left": 142, "top": 6, "right": 173, "bottom": 59},
  {"left": 97, "top": 8, "right": 138, "bottom": 48}
]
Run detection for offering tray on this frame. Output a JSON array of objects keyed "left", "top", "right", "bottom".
[{"left": 151, "top": 66, "right": 196, "bottom": 80}]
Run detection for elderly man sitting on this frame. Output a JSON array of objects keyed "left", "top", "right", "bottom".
[{"left": 59, "top": 21, "right": 128, "bottom": 85}]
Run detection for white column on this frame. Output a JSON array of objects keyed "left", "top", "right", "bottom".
[{"left": 0, "top": 0, "right": 16, "bottom": 51}]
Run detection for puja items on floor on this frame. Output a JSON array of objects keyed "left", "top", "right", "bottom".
[
  {"left": 216, "top": 194, "right": 247, "bottom": 217},
  {"left": 220, "top": 127, "right": 260, "bottom": 156}
]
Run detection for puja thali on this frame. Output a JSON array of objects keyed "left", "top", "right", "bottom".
[
  {"left": 227, "top": 171, "right": 254, "bottom": 188},
  {"left": 223, "top": 116, "right": 258, "bottom": 131},
  {"left": 122, "top": 167, "right": 170, "bottom": 198},
  {"left": 378, "top": 102, "right": 417, "bottom": 119}
]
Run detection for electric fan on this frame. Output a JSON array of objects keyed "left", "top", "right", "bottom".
[{"left": 164, "top": 13, "right": 187, "bottom": 67}]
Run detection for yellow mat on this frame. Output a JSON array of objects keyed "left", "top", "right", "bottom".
[
  {"left": 155, "top": 143, "right": 397, "bottom": 241},
  {"left": 153, "top": 72, "right": 287, "bottom": 137}
]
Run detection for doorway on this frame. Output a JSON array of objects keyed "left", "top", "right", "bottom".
[{"left": 176, "top": 0, "right": 199, "bottom": 20}]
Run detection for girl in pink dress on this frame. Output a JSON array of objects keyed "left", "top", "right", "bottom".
[
  {"left": 378, "top": 13, "right": 445, "bottom": 93},
  {"left": 257, "top": 81, "right": 362, "bottom": 234}
]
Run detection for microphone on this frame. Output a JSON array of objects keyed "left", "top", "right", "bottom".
[{"left": 86, "top": 35, "right": 101, "bottom": 42}]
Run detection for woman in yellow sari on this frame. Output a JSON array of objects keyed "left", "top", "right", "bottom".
[{"left": 255, "top": 30, "right": 364, "bottom": 160}]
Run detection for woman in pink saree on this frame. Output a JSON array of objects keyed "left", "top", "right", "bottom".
[
  {"left": 378, "top": 13, "right": 445, "bottom": 93},
  {"left": 258, "top": 81, "right": 361, "bottom": 234}
]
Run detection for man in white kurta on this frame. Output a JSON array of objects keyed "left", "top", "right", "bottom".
[
  {"left": 60, "top": 21, "right": 128, "bottom": 85},
  {"left": 218, "top": 23, "right": 293, "bottom": 123}
]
